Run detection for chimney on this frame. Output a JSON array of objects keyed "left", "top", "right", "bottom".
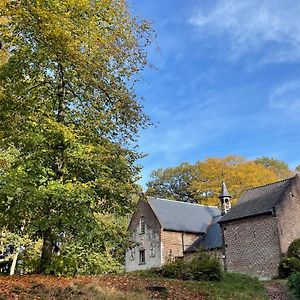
[{"left": 218, "top": 181, "right": 231, "bottom": 215}]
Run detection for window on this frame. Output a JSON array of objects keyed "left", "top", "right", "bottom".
[
  {"left": 150, "top": 243, "right": 155, "bottom": 257},
  {"left": 129, "top": 248, "right": 135, "bottom": 261},
  {"left": 168, "top": 249, "right": 173, "bottom": 260},
  {"left": 140, "top": 216, "right": 146, "bottom": 234},
  {"left": 139, "top": 249, "right": 145, "bottom": 264}
]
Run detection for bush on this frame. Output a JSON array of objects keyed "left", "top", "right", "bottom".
[
  {"left": 278, "top": 257, "right": 300, "bottom": 278},
  {"left": 288, "top": 239, "right": 300, "bottom": 260},
  {"left": 160, "top": 259, "right": 192, "bottom": 280},
  {"left": 288, "top": 272, "right": 300, "bottom": 299},
  {"left": 47, "top": 242, "right": 122, "bottom": 276},
  {"left": 190, "top": 250, "right": 222, "bottom": 281},
  {"left": 159, "top": 250, "right": 222, "bottom": 281}
]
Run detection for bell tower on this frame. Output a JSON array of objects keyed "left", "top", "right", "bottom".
[{"left": 218, "top": 181, "right": 231, "bottom": 215}]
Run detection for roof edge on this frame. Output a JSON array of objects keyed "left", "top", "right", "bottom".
[
  {"left": 219, "top": 210, "right": 274, "bottom": 224},
  {"left": 147, "top": 196, "right": 219, "bottom": 209},
  {"left": 244, "top": 175, "right": 296, "bottom": 192},
  {"left": 146, "top": 198, "right": 163, "bottom": 229},
  {"left": 128, "top": 198, "right": 163, "bottom": 231},
  {"left": 184, "top": 245, "right": 223, "bottom": 254},
  {"left": 162, "top": 228, "right": 205, "bottom": 234}
]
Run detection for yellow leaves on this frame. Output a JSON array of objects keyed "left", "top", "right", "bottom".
[
  {"left": 45, "top": 118, "right": 77, "bottom": 142},
  {"left": 191, "top": 155, "right": 278, "bottom": 206}
]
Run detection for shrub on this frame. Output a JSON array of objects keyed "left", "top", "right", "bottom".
[
  {"left": 288, "top": 239, "right": 300, "bottom": 260},
  {"left": 288, "top": 272, "right": 300, "bottom": 299},
  {"left": 190, "top": 250, "right": 222, "bottom": 281},
  {"left": 160, "top": 259, "right": 192, "bottom": 280},
  {"left": 159, "top": 250, "right": 222, "bottom": 281},
  {"left": 278, "top": 257, "right": 300, "bottom": 278},
  {"left": 47, "top": 243, "right": 122, "bottom": 276}
]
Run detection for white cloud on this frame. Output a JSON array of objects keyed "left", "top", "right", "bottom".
[
  {"left": 189, "top": 0, "right": 300, "bottom": 63},
  {"left": 270, "top": 81, "right": 300, "bottom": 114}
]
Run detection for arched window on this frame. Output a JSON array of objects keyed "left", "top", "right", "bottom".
[{"left": 140, "top": 216, "right": 146, "bottom": 234}]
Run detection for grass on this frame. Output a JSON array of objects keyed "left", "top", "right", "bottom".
[
  {"left": 182, "top": 272, "right": 268, "bottom": 300},
  {"left": 132, "top": 270, "right": 268, "bottom": 300}
]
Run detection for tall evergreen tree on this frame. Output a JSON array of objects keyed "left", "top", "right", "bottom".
[{"left": 0, "top": 0, "right": 153, "bottom": 272}]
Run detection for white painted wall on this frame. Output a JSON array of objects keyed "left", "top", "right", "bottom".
[{"left": 125, "top": 223, "right": 162, "bottom": 272}]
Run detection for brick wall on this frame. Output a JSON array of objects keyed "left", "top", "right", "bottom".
[
  {"left": 276, "top": 176, "right": 300, "bottom": 253},
  {"left": 222, "top": 215, "right": 281, "bottom": 278},
  {"left": 161, "top": 230, "right": 198, "bottom": 263}
]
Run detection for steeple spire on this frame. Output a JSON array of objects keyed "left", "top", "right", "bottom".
[{"left": 218, "top": 181, "right": 231, "bottom": 215}]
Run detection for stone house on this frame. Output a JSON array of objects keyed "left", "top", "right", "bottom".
[
  {"left": 219, "top": 174, "right": 300, "bottom": 279},
  {"left": 126, "top": 175, "right": 300, "bottom": 278},
  {"left": 125, "top": 197, "right": 221, "bottom": 272}
]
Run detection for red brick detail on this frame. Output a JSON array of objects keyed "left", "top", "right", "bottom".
[{"left": 161, "top": 230, "right": 198, "bottom": 262}]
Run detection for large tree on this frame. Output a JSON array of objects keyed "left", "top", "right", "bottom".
[
  {"left": 146, "top": 163, "right": 195, "bottom": 202},
  {"left": 0, "top": 0, "right": 152, "bottom": 272}
]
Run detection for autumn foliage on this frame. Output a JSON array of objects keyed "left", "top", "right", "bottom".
[{"left": 147, "top": 155, "right": 293, "bottom": 206}]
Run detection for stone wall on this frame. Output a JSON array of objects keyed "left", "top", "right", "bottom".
[
  {"left": 222, "top": 215, "right": 281, "bottom": 278},
  {"left": 125, "top": 200, "right": 162, "bottom": 272},
  {"left": 160, "top": 230, "right": 198, "bottom": 264},
  {"left": 276, "top": 176, "right": 300, "bottom": 253}
]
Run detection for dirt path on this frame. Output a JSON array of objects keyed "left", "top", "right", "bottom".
[{"left": 264, "top": 281, "right": 288, "bottom": 300}]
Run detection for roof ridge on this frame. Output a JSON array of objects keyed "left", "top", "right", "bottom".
[
  {"left": 147, "top": 196, "right": 218, "bottom": 209},
  {"left": 244, "top": 175, "right": 295, "bottom": 191}
]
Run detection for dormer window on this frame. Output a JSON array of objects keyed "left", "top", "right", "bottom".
[{"left": 140, "top": 216, "right": 146, "bottom": 234}]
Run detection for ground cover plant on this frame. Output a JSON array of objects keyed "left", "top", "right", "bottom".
[
  {"left": 288, "top": 272, "right": 300, "bottom": 299},
  {"left": 279, "top": 238, "right": 300, "bottom": 279}
]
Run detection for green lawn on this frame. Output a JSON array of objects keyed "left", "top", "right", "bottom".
[
  {"left": 182, "top": 273, "right": 268, "bottom": 300},
  {"left": 132, "top": 271, "right": 268, "bottom": 300}
]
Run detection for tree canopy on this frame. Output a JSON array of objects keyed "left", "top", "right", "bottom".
[
  {"left": 0, "top": 0, "right": 153, "bottom": 273},
  {"left": 146, "top": 163, "right": 194, "bottom": 202},
  {"left": 191, "top": 156, "right": 277, "bottom": 206},
  {"left": 146, "top": 155, "right": 284, "bottom": 206},
  {"left": 254, "top": 156, "right": 293, "bottom": 179}
]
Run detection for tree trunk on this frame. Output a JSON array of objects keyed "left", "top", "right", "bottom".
[
  {"left": 39, "top": 64, "right": 66, "bottom": 273},
  {"left": 39, "top": 228, "right": 53, "bottom": 273},
  {"left": 55, "top": 63, "right": 66, "bottom": 178}
]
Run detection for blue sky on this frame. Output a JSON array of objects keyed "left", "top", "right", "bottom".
[{"left": 130, "top": 0, "right": 300, "bottom": 187}]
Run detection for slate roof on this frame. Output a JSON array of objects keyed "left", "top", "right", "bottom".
[
  {"left": 148, "top": 197, "right": 221, "bottom": 234},
  {"left": 219, "top": 181, "right": 231, "bottom": 198},
  {"left": 184, "top": 216, "right": 223, "bottom": 252},
  {"left": 219, "top": 175, "right": 297, "bottom": 223}
]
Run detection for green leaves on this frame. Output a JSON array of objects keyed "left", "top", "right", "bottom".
[{"left": 0, "top": 0, "right": 152, "bottom": 272}]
